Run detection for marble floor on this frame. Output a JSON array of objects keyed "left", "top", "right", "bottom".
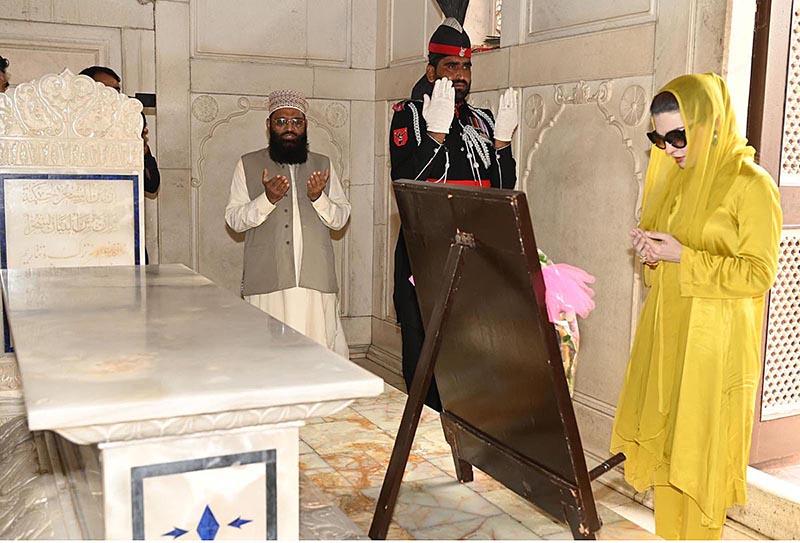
[
  {"left": 755, "top": 454, "right": 800, "bottom": 488},
  {"left": 299, "top": 369, "right": 765, "bottom": 540}
]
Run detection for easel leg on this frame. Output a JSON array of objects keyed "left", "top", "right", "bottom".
[
  {"left": 564, "top": 504, "right": 596, "bottom": 540},
  {"left": 440, "top": 413, "right": 473, "bottom": 483},
  {"left": 369, "top": 244, "right": 467, "bottom": 540}
]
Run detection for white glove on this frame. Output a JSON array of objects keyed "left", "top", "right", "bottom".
[
  {"left": 422, "top": 78, "right": 455, "bottom": 134},
  {"left": 494, "top": 87, "right": 519, "bottom": 143}
]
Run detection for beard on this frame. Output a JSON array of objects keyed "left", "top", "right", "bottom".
[
  {"left": 453, "top": 80, "right": 471, "bottom": 103},
  {"left": 268, "top": 128, "right": 309, "bottom": 164}
]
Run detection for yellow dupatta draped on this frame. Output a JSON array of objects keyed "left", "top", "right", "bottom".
[
  {"left": 639, "top": 73, "right": 754, "bottom": 247},
  {"left": 610, "top": 73, "right": 782, "bottom": 531}
]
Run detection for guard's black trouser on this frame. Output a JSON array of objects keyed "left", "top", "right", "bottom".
[{"left": 394, "top": 230, "right": 442, "bottom": 412}]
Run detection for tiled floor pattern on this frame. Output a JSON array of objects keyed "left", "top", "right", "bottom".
[
  {"left": 301, "top": 383, "right": 646, "bottom": 540},
  {"left": 300, "top": 379, "right": 767, "bottom": 540}
]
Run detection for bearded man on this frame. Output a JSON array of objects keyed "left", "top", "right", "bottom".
[
  {"left": 390, "top": 10, "right": 519, "bottom": 410},
  {"left": 225, "top": 89, "right": 351, "bottom": 357}
]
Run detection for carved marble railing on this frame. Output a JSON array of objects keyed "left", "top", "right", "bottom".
[
  {"left": 0, "top": 69, "right": 142, "bottom": 170},
  {"left": 56, "top": 399, "right": 354, "bottom": 445}
]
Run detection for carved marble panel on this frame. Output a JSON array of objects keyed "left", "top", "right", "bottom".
[
  {"left": 52, "top": 0, "right": 154, "bottom": 29},
  {"left": 519, "top": 76, "right": 653, "bottom": 416},
  {"left": 2, "top": 175, "right": 139, "bottom": 268},
  {"left": 0, "top": 70, "right": 145, "bottom": 272},
  {"left": 0, "top": 70, "right": 142, "bottom": 161}
]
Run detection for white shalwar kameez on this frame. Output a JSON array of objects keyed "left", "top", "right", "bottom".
[{"left": 225, "top": 159, "right": 350, "bottom": 358}]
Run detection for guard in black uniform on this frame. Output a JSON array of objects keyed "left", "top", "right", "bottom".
[{"left": 390, "top": 10, "right": 519, "bottom": 411}]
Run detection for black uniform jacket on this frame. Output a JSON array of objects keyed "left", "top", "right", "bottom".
[{"left": 389, "top": 98, "right": 517, "bottom": 328}]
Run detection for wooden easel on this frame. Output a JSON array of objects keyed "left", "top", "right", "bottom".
[{"left": 369, "top": 181, "right": 624, "bottom": 540}]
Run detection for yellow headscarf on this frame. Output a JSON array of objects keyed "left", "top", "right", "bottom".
[{"left": 639, "top": 73, "right": 755, "bottom": 247}]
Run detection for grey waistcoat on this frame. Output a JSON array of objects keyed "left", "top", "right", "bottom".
[{"left": 240, "top": 148, "right": 338, "bottom": 296}]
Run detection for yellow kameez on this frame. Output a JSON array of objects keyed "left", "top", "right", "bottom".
[{"left": 610, "top": 74, "right": 782, "bottom": 539}]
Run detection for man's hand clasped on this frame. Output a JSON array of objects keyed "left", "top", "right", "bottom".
[
  {"left": 494, "top": 87, "right": 518, "bottom": 146},
  {"left": 423, "top": 78, "right": 455, "bottom": 140},
  {"left": 630, "top": 227, "right": 683, "bottom": 266},
  {"left": 307, "top": 169, "right": 329, "bottom": 202}
]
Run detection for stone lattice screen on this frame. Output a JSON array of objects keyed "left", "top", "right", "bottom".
[
  {"left": 781, "top": 1, "right": 800, "bottom": 184},
  {"left": 762, "top": 228, "right": 800, "bottom": 421}
]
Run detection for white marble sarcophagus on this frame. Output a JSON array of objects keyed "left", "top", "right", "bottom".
[{"left": 0, "top": 70, "right": 383, "bottom": 540}]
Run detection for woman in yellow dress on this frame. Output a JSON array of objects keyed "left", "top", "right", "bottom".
[{"left": 610, "top": 73, "right": 782, "bottom": 539}]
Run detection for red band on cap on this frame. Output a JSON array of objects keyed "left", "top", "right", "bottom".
[{"left": 428, "top": 43, "right": 472, "bottom": 58}]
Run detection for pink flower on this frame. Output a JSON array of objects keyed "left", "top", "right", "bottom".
[{"left": 541, "top": 263, "right": 596, "bottom": 322}]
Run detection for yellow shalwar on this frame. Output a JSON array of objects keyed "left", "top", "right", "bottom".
[{"left": 610, "top": 74, "right": 782, "bottom": 539}]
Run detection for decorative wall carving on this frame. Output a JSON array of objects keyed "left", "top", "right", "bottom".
[
  {"left": 325, "top": 103, "right": 349, "bottom": 129},
  {"left": 195, "top": 97, "right": 345, "bottom": 189},
  {"left": 525, "top": 94, "right": 545, "bottom": 129},
  {"left": 191, "top": 95, "right": 219, "bottom": 123},
  {"left": 0, "top": 69, "right": 143, "bottom": 170},
  {"left": 56, "top": 399, "right": 354, "bottom": 444},
  {"left": 620, "top": 85, "right": 648, "bottom": 126},
  {"left": 554, "top": 80, "right": 611, "bottom": 105},
  {"left": 517, "top": 77, "right": 650, "bottom": 428},
  {"left": 524, "top": 80, "right": 644, "bottom": 211}
]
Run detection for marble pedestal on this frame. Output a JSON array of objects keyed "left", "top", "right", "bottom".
[{"left": 1, "top": 264, "right": 383, "bottom": 540}]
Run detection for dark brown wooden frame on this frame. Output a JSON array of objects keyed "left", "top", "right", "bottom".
[{"left": 369, "top": 181, "right": 623, "bottom": 540}]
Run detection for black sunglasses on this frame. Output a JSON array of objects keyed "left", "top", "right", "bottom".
[{"left": 647, "top": 128, "right": 686, "bottom": 150}]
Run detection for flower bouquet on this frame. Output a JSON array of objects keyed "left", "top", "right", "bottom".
[{"left": 538, "top": 250, "right": 596, "bottom": 397}]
